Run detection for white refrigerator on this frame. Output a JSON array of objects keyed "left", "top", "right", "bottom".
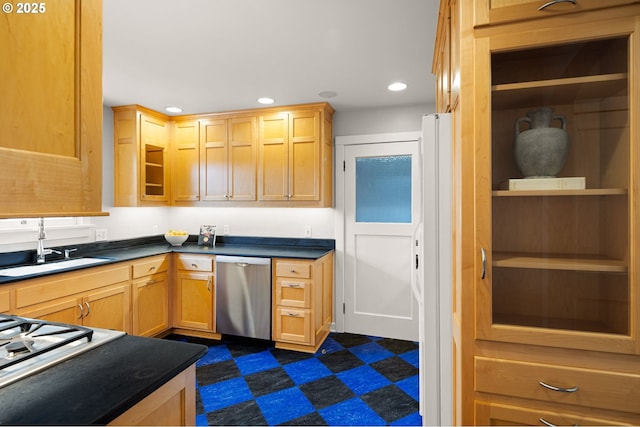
[{"left": 413, "top": 113, "right": 453, "bottom": 426}]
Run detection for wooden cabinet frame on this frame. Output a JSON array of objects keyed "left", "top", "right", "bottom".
[
  {"left": 172, "top": 254, "right": 218, "bottom": 337},
  {"left": 272, "top": 253, "right": 333, "bottom": 353},
  {"left": 113, "top": 105, "right": 171, "bottom": 206},
  {"left": 436, "top": 2, "right": 640, "bottom": 424},
  {"left": 0, "top": 0, "right": 104, "bottom": 217},
  {"left": 115, "top": 102, "right": 333, "bottom": 208}
]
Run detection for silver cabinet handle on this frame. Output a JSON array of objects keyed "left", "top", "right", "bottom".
[
  {"left": 236, "top": 262, "right": 249, "bottom": 268},
  {"left": 538, "top": 0, "right": 576, "bottom": 11},
  {"left": 481, "top": 248, "right": 487, "bottom": 279},
  {"left": 78, "top": 304, "right": 84, "bottom": 319},
  {"left": 84, "top": 302, "right": 91, "bottom": 317},
  {"left": 539, "top": 417, "right": 578, "bottom": 427},
  {"left": 207, "top": 277, "right": 212, "bottom": 292},
  {"left": 287, "top": 312, "right": 300, "bottom": 317},
  {"left": 539, "top": 381, "right": 579, "bottom": 393}
]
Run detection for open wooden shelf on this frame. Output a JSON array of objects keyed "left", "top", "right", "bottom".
[
  {"left": 493, "top": 252, "right": 627, "bottom": 273},
  {"left": 493, "top": 313, "right": 623, "bottom": 335},
  {"left": 492, "top": 188, "right": 628, "bottom": 197},
  {"left": 492, "top": 73, "right": 628, "bottom": 109}
]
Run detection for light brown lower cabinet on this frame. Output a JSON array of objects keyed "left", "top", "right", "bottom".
[
  {"left": 173, "top": 254, "right": 218, "bottom": 337},
  {"left": 132, "top": 255, "right": 170, "bottom": 337},
  {"left": 108, "top": 363, "right": 196, "bottom": 426},
  {"left": 4, "top": 251, "right": 333, "bottom": 351},
  {"left": 272, "top": 252, "right": 333, "bottom": 353},
  {"left": 13, "top": 263, "right": 131, "bottom": 332},
  {"left": 474, "top": 354, "right": 640, "bottom": 425}
]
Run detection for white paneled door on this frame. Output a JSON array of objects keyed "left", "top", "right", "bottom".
[{"left": 343, "top": 140, "right": 420, "bottom": 341}]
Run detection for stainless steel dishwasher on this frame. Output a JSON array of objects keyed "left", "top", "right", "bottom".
[{"left": 215, "top": 255, "right": 272, "bottom": 340}]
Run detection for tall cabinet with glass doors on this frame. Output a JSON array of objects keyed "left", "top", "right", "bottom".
[{"left": 439, "top": 2, "right": 640, "bottom": 425}]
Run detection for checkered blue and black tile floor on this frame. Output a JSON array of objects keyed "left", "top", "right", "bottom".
[{"left": 169, "top": 333, "right": 421, "bottom": 426}]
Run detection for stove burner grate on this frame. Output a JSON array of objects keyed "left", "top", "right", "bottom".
[{"left": 0, "top": 314, "right": 94, "bottom": 370}]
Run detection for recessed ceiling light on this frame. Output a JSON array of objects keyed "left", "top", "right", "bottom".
[
  {"left": 165, "top": 106, "right": 183, "bottom": 113},
  {"left": 318, "top": 91, "right": 338, "bottom": 98},
  {"left": 388, "top": 82, "right": 408, "bottom": 91},
  {"left": 258, "top": 97, "right": 275, "bottom": 105}
]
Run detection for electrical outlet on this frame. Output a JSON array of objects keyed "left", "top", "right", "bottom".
[
  {"left": 304, "top": 226, "right": 312, "bottom": 238},
  {"left": 223, "top": 225, "right": 230, "bottom": 235},
  {"left": 95, "top": 229, "right": 107, "bottom": 241}
]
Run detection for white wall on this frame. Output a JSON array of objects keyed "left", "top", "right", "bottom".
[{"left": 333, "top": 103, "right": 432, "bottom": 136}]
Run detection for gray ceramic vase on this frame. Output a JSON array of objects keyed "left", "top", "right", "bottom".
[{"left": 514, "top": 107, "right": 569, "bottom": 178}]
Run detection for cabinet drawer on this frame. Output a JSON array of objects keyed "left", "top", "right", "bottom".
[
  {"left": 275, "top": 279, "right": 311, "bottom": 308},
  {"left": 274, "top": 307, "right": 311, "bottom": 344},
  {"left": 15, "top": 264, "right": 130, "bottom": 308},
  {"left": 132, "top": 256, "right": 169, "bottom": 278},
  {"left": 474, "top": 400, "right": 630, "bottom": 426},
  {"left": 175, "top": 255, "right": 214, "bottom": 272},
  {"left": 275, "top": 261, "right": 311, "bottom": 279},
  {"left": 475, "top": 356, "right": 640, "bottom": 414},
  {"left": 474, "top": 0, "right": 637, "bottom": 27}
]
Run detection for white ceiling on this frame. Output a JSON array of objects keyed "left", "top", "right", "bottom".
[{"left": 102, "top": 0, "right": 439, "bottom": 115}]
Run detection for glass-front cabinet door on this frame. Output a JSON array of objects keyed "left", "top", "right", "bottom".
[{"left": 475, "top": 19, "right": 638, "bottom": 354}]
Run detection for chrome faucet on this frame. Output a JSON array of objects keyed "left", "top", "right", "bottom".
[{"left": 36, "top": 218, "right": 60, "bottom": 263}]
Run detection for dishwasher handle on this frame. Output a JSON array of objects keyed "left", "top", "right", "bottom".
[{"left": 216, "top": 255, "right": 271, "bottom": 265}]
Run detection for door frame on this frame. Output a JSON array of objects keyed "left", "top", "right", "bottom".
[{"left": 334, "top": 131, "right": 421, "bottom": 334}]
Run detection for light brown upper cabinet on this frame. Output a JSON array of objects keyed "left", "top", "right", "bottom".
[
  {"left": 0, "top": 0, "right": 104, "bottom": 218},
  {"left": 258, "top": 104, "right": 334, "bottom": 207},
  {"left": 113, "top": 105, "right": 170, "bottom": 206},
  {"left": 474, "top": 0, "right": 637, "bottom": 27},
  {"left": 200, "top": 116, "right": 257, "bottom": 202},
  {"left": 114, "top": 103, "right": 333, "bottom": 208},
  {"left": 171, "top": 120, "right": 200, "bottom": 203}
]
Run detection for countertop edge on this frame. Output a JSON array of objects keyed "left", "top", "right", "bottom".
[{"left": 0, "top": 235, "right": 335, "bottom": 284}]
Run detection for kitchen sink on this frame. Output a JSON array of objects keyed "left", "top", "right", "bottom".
[{"left": 0, "top": 258, "right": 111, "bottom": 277}]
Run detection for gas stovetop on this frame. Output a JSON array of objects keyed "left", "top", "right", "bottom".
[{"left": 0, "top": 314, "right": 125, "bottom": 388}]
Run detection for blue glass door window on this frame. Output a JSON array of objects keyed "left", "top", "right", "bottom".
[{"left": 355, "top": 155, "right": 412, "bottom": 223}]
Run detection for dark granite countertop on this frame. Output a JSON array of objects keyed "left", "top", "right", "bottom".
[
  {"left": 0, "top": 235, "right": 335, "bottom": 284},
  {"left": 0, "top": 334, "right": 207, "bottom": 425}
]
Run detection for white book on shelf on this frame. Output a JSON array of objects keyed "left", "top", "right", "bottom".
[{"left": 500, "top": 177, "right": 586, "bottom": 191}]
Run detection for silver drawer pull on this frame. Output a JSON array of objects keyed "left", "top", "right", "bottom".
[
  {"left": 287, "top": 312, "right": 300, "bottom": 317},
  {"left": 539, "top": 381, "right": 579, "bottom": 393},
  {"left": 288, "top": 283, "right": 302, "bottom": 288},
  {"left": 538, "top": 0, "right": 576, "bottom": 11},
  {"left": 480, "top": 247, "right": 487, "bottom": 279},
  {"left": 289, "top": 269, "right": 297, "bottom": 273},
  {"left": 539, "top": 417, "right": 578, "bottom": 427},
  {"left": 191, "top": 263, "right": 198, "bottom": 268}
]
